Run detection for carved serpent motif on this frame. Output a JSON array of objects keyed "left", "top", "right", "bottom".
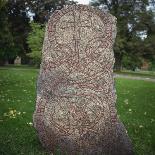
[{"left": 33, "top": 4, "right": 134, "bottom": 155}]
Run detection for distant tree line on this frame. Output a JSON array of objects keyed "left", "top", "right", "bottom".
[{"left": 0, "top": 0, "right": 155, "bottom": 70}]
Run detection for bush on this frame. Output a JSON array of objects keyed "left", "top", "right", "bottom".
[
  {"left": 27, "top": 22, "right": 45, "bottom": 67},
  {"left": 122, "top": 54, "right": 142, "bottom": 71}
]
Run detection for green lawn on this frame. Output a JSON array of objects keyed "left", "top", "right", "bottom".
[{"left": 0, "top": 67, "right": 155, "bottom": 155}]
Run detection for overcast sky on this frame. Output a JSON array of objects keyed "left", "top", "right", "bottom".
[{"left": 75, "top": 0, "right": 90, "bottom": 5}]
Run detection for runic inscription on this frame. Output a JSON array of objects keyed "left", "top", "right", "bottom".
[{"left": 33, "top": 5, "right": 134, "bottom": 155}]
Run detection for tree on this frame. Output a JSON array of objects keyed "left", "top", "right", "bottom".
[
  {"left": 0, "top": 0, "right": 15, "bottom": 65},
  {"left": 7, "top": 0, "right": 31, "bottom": 64},
  {"left": 27, "top": 22, "right": 45, "bottom": 66},
  {"left": 25, "top": 0, "right": 77, "bottom": 23},
  {"left": 26, "top": 0, "right": 77, "bottom": 66},
  {"left": 91, "top": 0, "right": 155, "bottom": 70},
  {"left": 0, "top": 0, "right": 77, "bottom": 66},
  {"left": 0, "top": 0, "right": 33, "bottom": 65},
  {"left": 0, "top": 0, "right": 7, "bottom": 10}
]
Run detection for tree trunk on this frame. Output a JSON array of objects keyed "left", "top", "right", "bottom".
[
  {"left": 114, "top": 53, "right": 123, "bottom": 71},
  {"left": 0, "top": 60, "right": 5, "bottom": 66}
]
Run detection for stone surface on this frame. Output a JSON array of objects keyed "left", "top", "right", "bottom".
[
  {"left": 14, "top": 56, "right": 21, "bottom": 65},
  {"left": 33, "top": 4, "right": 134, "bottom": 155}
]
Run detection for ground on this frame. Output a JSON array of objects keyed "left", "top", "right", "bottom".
[{"left": 0, "top": 66, "right": 155, "bottom": 155}]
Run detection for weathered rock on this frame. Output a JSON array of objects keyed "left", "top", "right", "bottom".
[
  {"left": 33, "top": 4, "right": 134, "bottom": 155},
  {"left": 14, "top": 56, "right": 21, "bottom": 65}
]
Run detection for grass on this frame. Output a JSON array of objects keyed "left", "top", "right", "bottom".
[
  {"left": 116, "top": 79, "right": 155, "bottom": 155},
  {"left": 0, "top": 67, "right": 155, "bottom": 155}
]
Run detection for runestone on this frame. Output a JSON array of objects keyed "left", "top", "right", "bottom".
[{"left": 33, "top": 4, "right": 134, "bottom": 155}]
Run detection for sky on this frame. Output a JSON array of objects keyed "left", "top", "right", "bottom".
[{"left": 75, "top": 0, "right": 90, "bottom": 5}]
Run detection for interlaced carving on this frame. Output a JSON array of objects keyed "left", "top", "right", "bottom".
[{"left": 33, "top": 5, "right": 133, "bottom": 155}]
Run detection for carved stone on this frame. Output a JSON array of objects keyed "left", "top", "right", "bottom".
[{"left": 33, "top": 5, "right": 134, "bottom": 155}]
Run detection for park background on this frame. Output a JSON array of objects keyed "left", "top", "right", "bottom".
[{"left": 0, "top": 0, "right": 155, "bottom": 155}]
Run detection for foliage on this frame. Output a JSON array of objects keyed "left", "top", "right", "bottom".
[
  {"left": 7, "top": 0, "right": 31, "bottom": 61},
  {"left": 31, "top": 0, "right": 77, "bottom": 23},
  {"left": 0, "top": 0, "right": 76, "bottom": 66},
  {"left": 27, "top": 22, "right": 45, "bottom": 67},
  {"left": 149, "top": 57, "right": 155, "bottom": 70},
  {"left": 0, "top": 0, "right": 15, "bottom": 65},
  {"left": 91, "top": 0, "right": 155, "bottom": 70},
  {"left": 0, "top": 0, "right": 31, "bottom": 65},
  {"left": 122, "top": 54, "right": 142, "bottom": 71},
  {"left": 0, "top": 67, "right": 155, "bottom": 154},
  {"left": 1, "top": 0, "right": 155, "bottom": 69},
  {"left": 0, "top": 0, "right": 7, "bottom": 10},
  {"left": 142, "top": 11, "right": 155, "bottom": 60}
]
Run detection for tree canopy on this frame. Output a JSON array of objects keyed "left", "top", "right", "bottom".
[
  {"left": 91, "top": 0, "right": 155, "bottom": 70},
  {"left": 0, "top": 0, "right": 155, "bottom": 70},
  {"left": 0, "top": 0, "right": 76, "bottom": 65},
  {"left": 27, "top": 22, "right": 45, "bottom": 66}
]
